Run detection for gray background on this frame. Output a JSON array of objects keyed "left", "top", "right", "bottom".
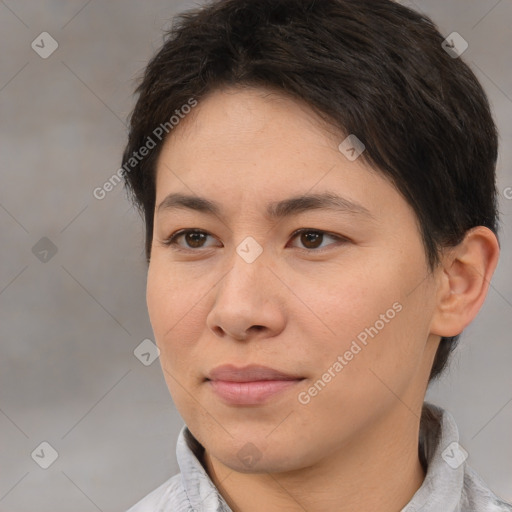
[{"left": 0, "top": 0, "right": 510, "bottom": 510}]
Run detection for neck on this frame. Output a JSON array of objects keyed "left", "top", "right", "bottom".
[{"left": 203, "top": 405, "right": 426, "bottom": 512}]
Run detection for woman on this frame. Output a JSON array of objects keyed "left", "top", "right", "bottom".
[{"left": 122, "top": 0, "right": 511, "bottom": 510}]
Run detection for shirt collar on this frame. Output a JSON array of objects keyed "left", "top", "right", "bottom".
[
  {"left": 402, "top": 401, "right": 465, "bottom": 511},
  {"left": 176, "top": 425, "right": 232, "bottom": 511}
]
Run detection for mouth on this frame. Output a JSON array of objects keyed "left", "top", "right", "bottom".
[
  {"left": 206, "top": 363, "right": 304, "bottom": 382},
  {"left": 205, "top": 364, "right": 305, "bottom": 405}
]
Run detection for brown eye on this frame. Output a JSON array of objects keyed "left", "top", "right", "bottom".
[
  {"left": 299, "top": 231, "right": 323, "bottom": 249},
  {"left": 183, "top": 231, "right": 208, "bottom": 248},
  {"left": 163, "top": 229, "right": 217, "bottom": 250},
  {"left": 289, "top": 229, "right": 347, "bottom": 251}
]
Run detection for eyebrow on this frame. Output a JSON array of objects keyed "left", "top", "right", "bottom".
[{"left": 157, "top": 192, "right": 374, "bottom": 220}]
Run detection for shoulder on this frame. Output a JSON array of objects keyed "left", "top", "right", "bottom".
[
  {"left": 412, "top": 402, "right": 512, "bottom": 512},
  {"left": 126, "top": 473, "right": 188, "bottom": 512},
  {"left": 461, "top": 464, "right": 512, "bottom": 512}
]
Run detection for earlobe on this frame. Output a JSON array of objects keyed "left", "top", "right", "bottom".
[{"left": 430, "top": 226, "right": 500, "bottom": 338}]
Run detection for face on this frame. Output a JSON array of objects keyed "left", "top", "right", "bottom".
[{"left": 147, "top": 86, "right": 441, "bottom": 474}]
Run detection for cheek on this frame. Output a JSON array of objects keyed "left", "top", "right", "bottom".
[
  {"left": 304, "top": 256, "right": 432, "bottom": 392},
  {"left": 295, "top": 300, "right": 425, "bottom": 436},
  {"left": 304, "top": 259, "right": 400, "bottom": 339},
  {"left": 147, "top": 255, "right": 210, "bottom": 331},
  {"left": 146, "top": 263, "right": 209, "bottom": 419},
  {"left": 146, "top": 260, "right": 206, "bottom": 367}
]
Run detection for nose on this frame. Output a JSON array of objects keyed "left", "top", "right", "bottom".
[{"left": 205, "top": 247, "right": 286, "bottom": 342}]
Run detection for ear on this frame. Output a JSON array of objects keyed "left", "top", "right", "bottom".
[{"left": 430, "top": 226, "right": 500, "bottom": 338}]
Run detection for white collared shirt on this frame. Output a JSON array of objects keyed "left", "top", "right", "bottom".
[{"left": 126, "top": 402, "right": 512, "bottom": 512}]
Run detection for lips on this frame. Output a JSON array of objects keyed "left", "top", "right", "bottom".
[
  {"left": 206, "top": 364, "right": 304, "bottom": 382},
  {"left": 205, "top": 364, "right": 305, "bottom": 405}
]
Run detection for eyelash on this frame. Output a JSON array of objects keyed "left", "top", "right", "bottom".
[{"left": 161, "top": 228, "right": 349, "bottom": 253}]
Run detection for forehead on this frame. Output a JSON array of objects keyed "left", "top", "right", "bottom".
[
  {"left": 153, "top": 86, "right": 407, "bottom": 225},
  {"left": 156, "top": 86, "right": 345, "bottom": 171}
]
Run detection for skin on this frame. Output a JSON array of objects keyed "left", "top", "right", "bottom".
[{"left": 146, "top": 86, "right": 500, "bottom": 512}]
